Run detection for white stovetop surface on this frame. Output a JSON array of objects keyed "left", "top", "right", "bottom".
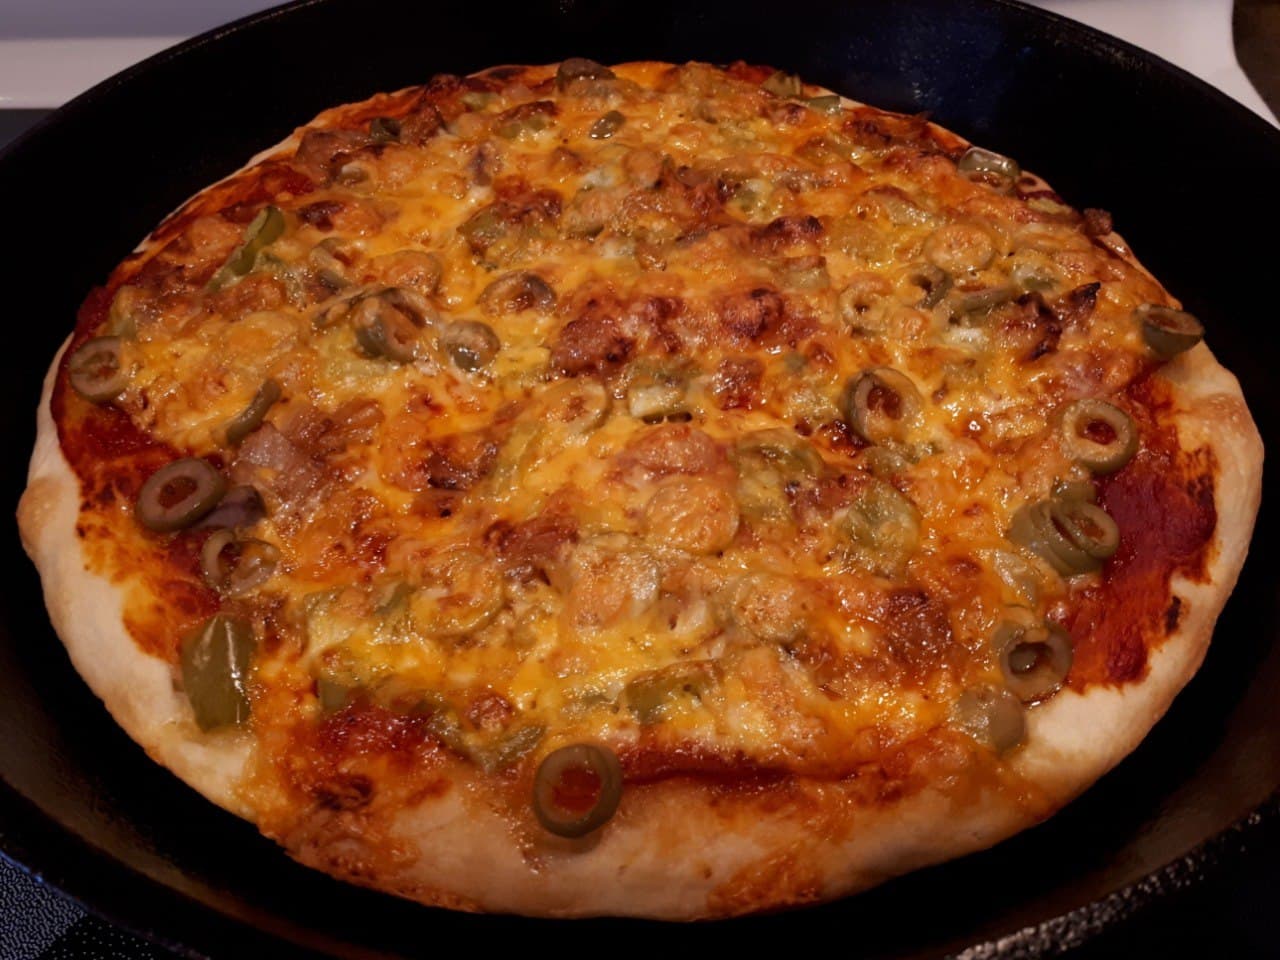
[{"left": 0, "top": 0, "right": 1273, "bottom": 124}]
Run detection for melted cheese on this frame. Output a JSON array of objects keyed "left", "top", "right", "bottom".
[{"left": 97, "top": 61, "right": 1177, "bottom": 772}]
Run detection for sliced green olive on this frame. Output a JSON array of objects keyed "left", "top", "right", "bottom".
[
  {"left": 589, "top": 110, "right": 625, "bottom": 140},
  {"left": 497, "top": 113, "right": 550, "bottom": 140},
  {"left": 410, "top": 691, "right": 468, "bottom": 753},
  {"left": 200, "top": 530, "right": 280, "bottom": 596},
  {"left": 356, "top": 315, "right": 417, "bottom": 362},
  {"left": 952, "top": 685, "right": 1025, "bottom": 753},
  {"left": 805, "top": 94, "right": 843, "bottom": 114},
  {"left": 222, "top": 379, "right": 281, "bottom": 446},
  {"left": 181, "top": 614, "right": 256, "bottom": 731},
  {"left": 842, "top": 480, "right": 922, "bottom": 577},
  {"left": 460, "top": 90, "right": 495, "bottom": 111},
  {"left": 844, "top": 367, "right": 924, "bottom": 446},
  {"left": 910, "top": 264, "right": 952, "bottom": 308},
  {"left": 457, "top": 206, "right": 507, "bottom": 253},
  {"left": 369, "top": 116, "right": 401, "bottom": 143},
  {"left": 1058, "top": 398, "right": 1137, "bottom": 474},
  {"left": 957, "top": 146, "right": 1021, "bottom": 181},
  {"left": 951, "top": 285, "right": 1017, "bottom": 322},
  {"left": 475, "top": 724, "right": 546, "bottom": 774},
  {"left": 210, "top": 205, "right": 285, "bottom": 288},
  {"left": 538, "top": 379, "right": 611, "bottom": 435},
  {"left": 1011, "top": 260, "right": 1058, "bottom": 292},
  {"left": 730, "top": 429, "right": 823, "bottom": 525},
  {"left": 627, "top": 380, "right": 687, "bottom": 422},
  {"left": 1136, "top": 303, "right": 1204, "bottom": 359},
  {"left": 993, "top": 617, "right": 1074, "bottom": 702},
  {"left": 1049, "top": 498, "right": 1120, "bottom": 561},
  {"left": 734, "top": 428, "right": 825, "bottom": 476},
  {"left": 1008, "top": 497, "right": 1119, "bottom": 575},
  {"left": 533, "top": 743, "right": 623, "bottom": 838},
  {"left": 762, "top": 70, "right": 802, "bottom": 98},
  {"left": 477, "top": 271, "right": 556, "bottom": 315},
  {"left": 1051, "top": 478, "right": 1097, "bottom": 505},
  {"left": 440, "top": 320, "right": 500, "bottom": 371},
  {"left": 352, "top": 290, "right": 430, "bottom": 363},
  {"left": 625, "top": 363, "right": 691, "bottom": 422},
  {"left": 837, "top": 277, "right": 891, "bottom": 330},
  {"left": 1007, "top": 500, "right": 1092, "bottom": 575},
  {"left": 67, "top": 336, "right": 128, "bottom": 402},
  {"left": 136, "top": 458, "right": 227, "bottom": 533},
  {"left": 556, "top": 58, "right": 615, "bottom": 89},
  {"left": 623, "top": 661, "right": 718, "bottom": 724}
]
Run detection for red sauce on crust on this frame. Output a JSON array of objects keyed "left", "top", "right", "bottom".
[
  {"left": 1064, "top": 375, "right": 1217, "bottom": 688},
  {"left": 56, "top": 287, "right": 219, "bottom": 658}
]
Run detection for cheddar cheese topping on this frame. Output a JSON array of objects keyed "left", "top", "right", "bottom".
[{"left": 75, "top": 59, "right": 1192, "bottom": 780}]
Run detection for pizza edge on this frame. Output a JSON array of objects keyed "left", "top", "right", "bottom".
[{"left": 17, "top": 62, "right": 1264, "bottom": 918}]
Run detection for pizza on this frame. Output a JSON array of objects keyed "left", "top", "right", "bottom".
[{"left": 18, "top": 59, "right": 1262, "bottom": 919}]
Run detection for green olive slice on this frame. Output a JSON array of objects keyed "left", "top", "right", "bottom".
[
  {"left": 441, "top": 320, "right": 501, "bottom": 371},
  {"left": 994, "top": 619, "right": 1074, "bottom": 702},
  {"left": 67, "top": 336, "right": 128, "bottom": 402},
  {"left": 351, "top": 292, "right": 427, "bottom": 363},
  {"left": 1051, "top": 478, "right": 1097, "bottom": 504},
  {"left": 951, "top": 284, "right": 1018, "bottom": 321},
  {"left": 762, "top": 70, "right": 802, "bottom": 98},
  {"left": 556, "top": 58, "right": 615, "bottom": 89},
  {"left": 844, "top": 367, "right": 924, "bottom": 445},
  {"left": 952, "top": 685, "right": 1025, "bottom": 753},
  {"left": 181, "top": 614, "right": 256, "bottom": 731},
  {"left": 458, "top": 206, "right": 507, "bottom": 253},
  {"left": 136, "top": 458, "right": 227, "bottom": 533},
  {"left": 1136, "top": 304, "right": 1204, "bottom": 359},
  {"left": 475, "top": 724, "right": 547, "bottom": 774},
  {"left": 805, "top": 95, "right": 843, "bottom": 114},
  {"left": 589, "top": 110, "right": 625, "bottom": 140},
  {"left": 1007, "top": 500, "right": 1096, "bottom": 576},
  {"left": 842, "top": 480, "right": 922, "bottom": 577},
  {"left": 222, "top": 379, "right": 281, "bottom": 446},
  {"left": 477, "top": 271, "right": 556, "bottom": 315},
  {"left": 460, "top": 91, "right": 495, "bottom": 111},
  {"left": 200, "top": 530, "right": 280, "bottom": 595},
  {"left": 1058, "top": 398, "right": 1137, "bottom": 474},
  {"left": 957, "top": 146, "right": 1021, "bottom": 181},
  {"left": 210, "top": 205, "right": 285, "bottom": 288},
  {"left": 623, "top": 661, "right": 718, "bottom": 724},
  {"left": 532, "top": 743, "right": 623, "bottom": 838},
  {"left": 1048, "top": 498, "right": 1120, "bottom": 561},
  {"left": 911, "top": 264, "right": 952, "bottom": 308},
  {"left": 309, "top": 240, "right": 351, "bottom": 291}
]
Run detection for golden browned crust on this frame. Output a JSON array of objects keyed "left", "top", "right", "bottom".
[{"left": 19, "top": 341, "right": 255, "bottom": 819}]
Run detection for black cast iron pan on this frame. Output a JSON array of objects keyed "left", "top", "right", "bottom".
[{"left": 1, "top": 0, "right": 1277, "bottom": 955}]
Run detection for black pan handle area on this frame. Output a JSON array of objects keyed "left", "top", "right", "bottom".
[{"left": 0, "top": 1, "right": 1277, "bottom": 958}]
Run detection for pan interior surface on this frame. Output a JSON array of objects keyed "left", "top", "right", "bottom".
[{"left": 0, "top": 0, "right": 1276, "bottom": 956}]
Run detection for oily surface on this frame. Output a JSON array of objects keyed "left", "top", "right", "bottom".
[{"left": 25, "top": 59, "right": 1256, "bottom": 917}]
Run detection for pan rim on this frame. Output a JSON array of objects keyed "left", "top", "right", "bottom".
[{"left": 1, "top": 0, "right": 1277, "bottom": 954}]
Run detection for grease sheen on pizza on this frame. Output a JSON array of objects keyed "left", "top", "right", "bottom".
[{"left": 19, "top": 60, "right": 1262, "bottom": 918}]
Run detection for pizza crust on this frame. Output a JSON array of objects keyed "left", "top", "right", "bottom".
[
  {"left": 18, "top": 340, "right": 255, "bottom": 820},
  {"left": 18, "top": 63, "right": 1264, "bottom": 919},
  {"left": 1012, "top": 344, "right": 1262, "bottom": 803}
]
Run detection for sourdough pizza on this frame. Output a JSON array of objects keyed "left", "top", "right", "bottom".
[{"left": 19, "top": 60, "right": 1262, "bottom": 918}]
